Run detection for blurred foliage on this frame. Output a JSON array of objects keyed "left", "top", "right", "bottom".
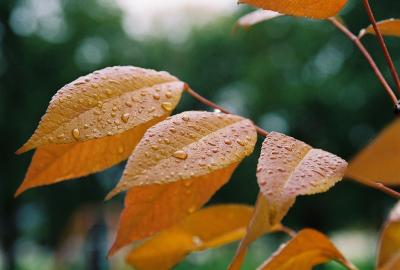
[{"left": 1, "top": 0, "right": 400, "bottom": 269}]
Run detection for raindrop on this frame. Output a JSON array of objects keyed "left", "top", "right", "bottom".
[
  {"left": 72, "top": 128, "right": 80, "bottom": 140},
  {"left": 121, "top": 113, "right": 130, "bottom": 123},
  {"left": 161, "top": 102, "right": 173, "bottom": 111},
  {"left": 237, "top": 139, "right": 245, "bottom": 146},
  {"left": 224, "top": 139, "right": 232, "bottom": 145},
  {"left": 165, "top": 91, "right": 172, "bottom": 98},
  {"left": 192, "top": 236, "right": 203, "bottom": 246},
  {"left": 151, "top": 145, "right": 159, "bottom": 150},
  {"left": 173, "top": 150, "right": 188, "bottom": 160},
  {"left": 105, "top": 89, "right": 113, "bottom": 96},
  {"left": 153, "top": 93, "right": 160, "bottom": 100}
]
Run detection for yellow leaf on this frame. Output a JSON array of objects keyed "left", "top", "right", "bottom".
[
  {"left": 257, "top": 229, "right": 356, "bottom": 270},
  {"left": 16, "top": 66, "right": 184, "bottom": 154},
  {"left": 15, "top": 117, "right": 164, "bottom": 196},
  {"left": 347, "top": 119, "right": 400, "bottom": 185},
  {"left": 229, "top": 194, "right": 281, "bottom": 270},
  {"left": 257, "top": 132, "right": 347, "bottom": 225},
  {"left": 106, "top": 111, "right": 257, "bottom": 199},
  {"left": 239, "top": 0, "right": 347, "bottom": 19},
  {"left": 108, "top": 163, "right": 239, "bottom": 256},
  {"left": 236, "top": 10, "right": 282, "bottom": 29},
  {"left": 125, "top": 204, "right": 254, "bottom": 270},
  {"left": 360, "top": 19, "right": 400, "bottom": 38},
  {"left": 377, "top": 202, "right": 400, "bottom": 270}
]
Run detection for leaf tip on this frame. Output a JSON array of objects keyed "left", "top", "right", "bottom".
[
  {"left": 107, "top": 245, "right": 117, "bottom": 258},
  {"left": 15, "top": 146, "right": 27, "bottom": 155},
  {"left": 358, "top": 29, "right": 366, "bottom": 39},
  {"left": 105, "top": 188, "right": 119, "bottom": 201},
  {"left": 14, "top": 185, "right": 27, "bottom": 197}
]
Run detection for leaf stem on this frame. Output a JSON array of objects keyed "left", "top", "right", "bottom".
[
  {"left": 184, "top": 86, "right": 269, "bottom": 137},
  {"left": 354, "top": 179, "right": 400, "bottom": 199},
  {"left": 328, "top": 17, "right": 398, "bottom": 107},
  {"left": 279, "top": 225, "right": 297, "bottom": 238},
  {"left": 362, "top": 0, "right": 400, "bottom": 94}
]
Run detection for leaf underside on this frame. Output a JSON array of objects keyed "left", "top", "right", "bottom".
[{"left": 125, "top": 204, "right": 254, "bottom": 270}]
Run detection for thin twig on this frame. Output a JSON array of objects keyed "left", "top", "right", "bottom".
[
  {"left": 184, "top": 86, "right": 269, "bottom": 137},
  {"left": 363, "top": 0, "right": 400, "bottom": 93},
  {"left": 184, "top": 85, "right": 400, "bottom": 200},
  {"left": 279, "top": 225, "right": 297, "bottom": 238},
  {"left": 354, "top": 179, "right": 400, "bottom": 199},
  {"left": 328, "top": 17, "right": 398, "bottom": 107}
]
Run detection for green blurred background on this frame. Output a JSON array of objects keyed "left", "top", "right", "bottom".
[{"left": 1, "top": 0, "right": 400, "bottom": 269}]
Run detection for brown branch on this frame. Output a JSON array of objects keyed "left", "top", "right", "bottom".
[
  {"left": 353, "top": 179, "right": 400, "bottom": 200},
  {"left": 328, "top": 17, "right": 398, "bottom": 107},
  {"left": 184, "top": 86, "right": 269, "bottom": 137},
  {"left": 279, "top": 225, "right": 297, "bottom": 238},
  {"left": 363, "top": 0, "right": 400, "bottom": 93}
]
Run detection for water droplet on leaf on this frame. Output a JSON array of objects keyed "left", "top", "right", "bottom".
[
  {"left": 173, "top": 150, "right": 188, "bottom": 160},
  {"left": 72, "top": 128, "right": 80, "bottom": 139}
]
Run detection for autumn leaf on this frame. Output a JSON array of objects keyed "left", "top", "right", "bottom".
[
  {"left": 239, "top": 0, "right": 348, "bottom": 19},
  {"left": 108, "top": 111, "right": 257, "bottom": 254},
  {"left": 106, "top": 111, "right": 257, "bottom": 199},
  {"left": 230, "top": 132, "right": 347, "bottom": 270},
  {"left": 15, "top": 117, "right": 163, "bottom": 196},
  {"left": 257, "top": 132, "right": 347, "bottom": 225},
  {"left": 16, "top": 66, "right": 184, "bottom": 195},
  {"left": 17, "top": 66, "right": 183, "bottom": 153},
  {"left": 346, "top": 119, "right": 400, "bottom": 186},
  {"left": 229, "top": 194, "right": 283, "bottom": 270},
  {"left": 125, "top": 204, "right": 254, "bottom": 270},
  {"left": 257, "top": 229, "right": 357, "bottom": 270},
  {"left": 108, "top": 163, "right": 239, "bottom": 256},
  {"left": 235, "top": 10, "right": 282, "bottom": 29},
  {"left": 377, "top": 201, "right": 400, "bottom": 270},
  {"left": 359, "top": 19, "right": 400, "bottom": 38}
]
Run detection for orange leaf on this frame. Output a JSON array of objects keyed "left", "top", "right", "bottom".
[
  {"left": 230, "top": 132, "right": 347, "bottom": 270},
  {"left": 106, "top": 111, "right": 257, "bottom": 199},
  {"left": 258, "top": 229, "right": 356, "bottom": 270},
  {"left": 16, "top": 66, "right": 184, "bottom": 154},
  {"left": 236, "top": 10, "right": 282, "bottom": 29},
  {"left": 360, "top": 19, "right": 400, "bottom": 38},
  {"left": 16, "top": 66, "right": 184, "bottom": 195},
  {"left": 346, "top": 119, "right": 400, "bottom": 185},
  {"left": 239, "top": 0, "right": 347, "bottom": 19},
  {"left": 377, "top": 202, "right": 400, "bottom": 270},
  {"left": 125, "top": 204, "right": 254, "bottom": 270},
  {"left": 15, "top": 117, "right": 163, "bottom": 196},
  {"left": 108, "top": 163, "right": 238, "bottom": 256},
  {"left": 257, "top": 132, "right": 347, "bottom": 225}
]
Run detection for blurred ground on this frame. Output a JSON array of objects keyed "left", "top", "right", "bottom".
[{"left": 1, "top": 0, "right": 400, "bottom": 269}]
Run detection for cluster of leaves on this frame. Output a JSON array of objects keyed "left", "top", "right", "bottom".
[{"left": 15, "top": 0, "right": 400, "bottom": 269}]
